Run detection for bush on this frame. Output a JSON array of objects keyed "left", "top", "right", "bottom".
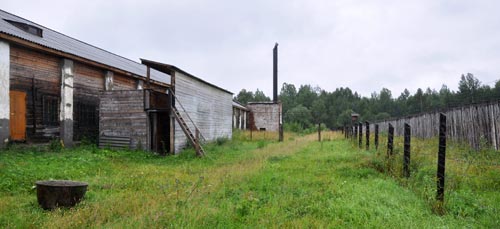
[
  {"left": 48, "top": 138, "right": 63, "bottom": 152},
  {"left": 215, "top": 137, "right": 229, "bottom": 146},
  {"left": 283, "top": 122, "right": 303, "bottom": 132},
  {"left": 284, "top": 122, "right": 328, "bottom": 134}
]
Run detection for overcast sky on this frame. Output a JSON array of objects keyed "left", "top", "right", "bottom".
[{"left": 2, "top": 0, "right": 500, "bottom": 97}]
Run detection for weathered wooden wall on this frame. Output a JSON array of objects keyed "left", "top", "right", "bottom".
[
  {"left": 73, "top": 62, "right": 104, "bottom": 141},
  {"left": 8, "top": 41, "right": 168, "bottom": 144},
  {"left": 99, "top": 90, "right": 148, "bottom": 149},
  {"left": 370, "top": 101, "right": 500, "bottom": 150},
  {"left": 247, "top": 103, "right": 281, "bottom": 131},
  {"left": 9, "top": 45, "right": 137, "bottom": 143},
  {"left": 174, "top": 71, "right": 232, "bottom": 152},
  {"left": 10, "top": 45, "right": 61, "bottom": 141},
  {"left": 114, "top": 73, "right": 136, "bottom": 90}
]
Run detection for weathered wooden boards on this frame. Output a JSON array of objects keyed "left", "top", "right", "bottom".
[
  {"left": 174, "top": 71, "right": 233, "bottom": 153},
  {"left": 99, "top": 90, "right": 147, "bottom": 149},
  {"left": 9, "top": 44, "right": 144, "bottom": 143},
  {"left": 371, "top": 101, "right": 500, "bottom": 150},
  {"left": 10, "top": 45, "right": 61, "bottom": 141}
]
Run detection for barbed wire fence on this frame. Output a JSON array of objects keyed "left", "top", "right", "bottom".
[{"left": 344, "top": 109, "right": 500, "bottom": 208}]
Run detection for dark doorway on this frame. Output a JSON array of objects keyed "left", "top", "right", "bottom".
[
  {"left": 144, "top": 89, "right": 172, "bottom": 155},
  {"left": 150, "top": 112, "right": 170, "bottom": 155}
]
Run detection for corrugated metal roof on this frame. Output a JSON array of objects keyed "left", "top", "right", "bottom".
[{"left": 0, "top": 9, "right": 170, "bottom": 85}]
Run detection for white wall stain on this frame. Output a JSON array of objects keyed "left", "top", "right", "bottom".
[
  {"left": 105, "top": 71, "right": 114, "bottom": 91},
  {"left": 60, "top": 59, "right": 73, "bottom": 121}
]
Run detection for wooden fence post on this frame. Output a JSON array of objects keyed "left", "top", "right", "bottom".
[
  {"left": 354, "top": 123, "right": 358, "bottom": 142},
  {"left": 358, "top": 122, "right": 363, "bottom": 149},
  {"left": 350, "top": 125, "right": 354, "bottom": 139},
  {"left": 346, "top": 125, "right": 349, "bottom": 139},
  {"left": 279, "top": 122, "right": 284, "bottom": 142},
  {"left": 437, "top": 113, "right": 447, "bottom": 201},
  {"left": 317, "top": 123, "right": 321, "bottom": 142},
  {"left": 365, "top": 121, "right": 370, "bottom": 150},
  {"left": 403, "top": 123, "right": 411, "bottom": 178},
  {"left": 375, "top": 124, "right": 379, "bottom": 150},
  {"left": 387, "top": 123, "right": 394, "bottom": 157}
]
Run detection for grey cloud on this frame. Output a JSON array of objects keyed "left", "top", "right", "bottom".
[{"left": 2, "top": 0, "right": 499, "bottom": 97}]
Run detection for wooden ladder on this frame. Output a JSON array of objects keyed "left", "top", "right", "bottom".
[{"left": 172, "top": 106, "right": 206, "bottom": 157}]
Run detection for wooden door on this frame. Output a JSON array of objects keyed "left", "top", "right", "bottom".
[{"left": 10, "top": 91, "right": 27, "bottom": 141}]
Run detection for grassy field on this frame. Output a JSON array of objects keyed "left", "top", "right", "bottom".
[{"left": 0, "top": 131, "right": 499, "bottom": 228}]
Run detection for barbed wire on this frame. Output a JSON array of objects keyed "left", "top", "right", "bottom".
[{"left": 345, "top": 136, "right": 500, "bottom": 167}]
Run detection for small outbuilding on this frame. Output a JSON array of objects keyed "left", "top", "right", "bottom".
[
  {"left": 351, "top": 113, "right": 360, "bottom": 123},
  {"left": 247, "top": 102, "right": 282, "bottom": 132}
]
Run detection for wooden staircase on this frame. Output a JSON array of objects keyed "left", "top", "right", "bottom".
[{"left": 170, "top": 92, "right": 206, "bottom": 157}]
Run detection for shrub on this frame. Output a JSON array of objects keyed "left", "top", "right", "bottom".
[
  {"left": 215, "top": 137, "right": 229, "bottom": 146},
  {"left": 283, "top": 122, "right": 303, "bottom": 132},
  {"left": 48, "top": 138, "right": 63, "bottom": 152}
]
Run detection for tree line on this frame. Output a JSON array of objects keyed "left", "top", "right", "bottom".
[{"left": 235, "top": 73, "right": 500, "bottom": 130}]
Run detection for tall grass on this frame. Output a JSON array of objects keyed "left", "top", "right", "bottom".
[
  {"left": 351, "top": 132, "right": 500, "bottom": 225},
  {"left": 0, "top": 131, "right": 498, "bottom": 227}
]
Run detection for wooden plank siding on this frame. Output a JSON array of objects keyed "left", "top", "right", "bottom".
[
  {"left": 99, "top": 90, "right": 148, "bottom": 150},
  {"left": 174, "top": 71, "right": 232, "bottom": 152},
  {"left": 114, "top": 73, "right": 136, "bottom": 90},
  {"left": 370, "top": 101, "right": 500, "bottom": 150}
]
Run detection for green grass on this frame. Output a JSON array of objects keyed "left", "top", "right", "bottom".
[{"left": 0, "top": 131, "right": 498, "bottom": 228}]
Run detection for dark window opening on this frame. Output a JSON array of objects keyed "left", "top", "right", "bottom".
[
  {"left": 259, "top": 128, "right": 266, "bottom": 131},
  {"left": 76, "top": 102, "right": 98, "bottom": 127},
  {"left": 4, "top": 19, "right": 43, "bottom": 37},
  {"left": 43, "top": 95, "right": 59, "bottom": 126}
]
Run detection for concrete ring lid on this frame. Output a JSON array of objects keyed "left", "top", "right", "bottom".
[{"left": 35, "top": 180, "right": 88, "bottom": 187}]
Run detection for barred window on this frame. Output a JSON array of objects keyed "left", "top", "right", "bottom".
[
  {"left": 77, "top": 102, "right": 97, "bottom": 127},
  {"left": 43, "top": 95, "right": 59, "bottom": 126}
]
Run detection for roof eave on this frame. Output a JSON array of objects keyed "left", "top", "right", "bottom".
[
  {"left": 0, "top": 32, "right": 171, "bottom": 88},
  {"left": 141, "top": 58, "right": 233, "bottom": 95}
]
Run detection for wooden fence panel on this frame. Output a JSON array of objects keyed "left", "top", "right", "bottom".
[{"left": 369, "top": 101, "right": 500, "bottom": 150}]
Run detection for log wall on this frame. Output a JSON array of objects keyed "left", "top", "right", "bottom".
[
  {"left": 8, "top": 44, "right": 164, "bottom": 143},
  {"left": 73, "top": 62, "right": 104, "bottom": 141},
  {"left": 9, "top": 45, "right": 61, "bottom": 141},
  {"left": 370, "top": 101, "right": 500, "bottom": 150},
  {"left": 114, "top": 73, "right": 136, "bottom": 90}
]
